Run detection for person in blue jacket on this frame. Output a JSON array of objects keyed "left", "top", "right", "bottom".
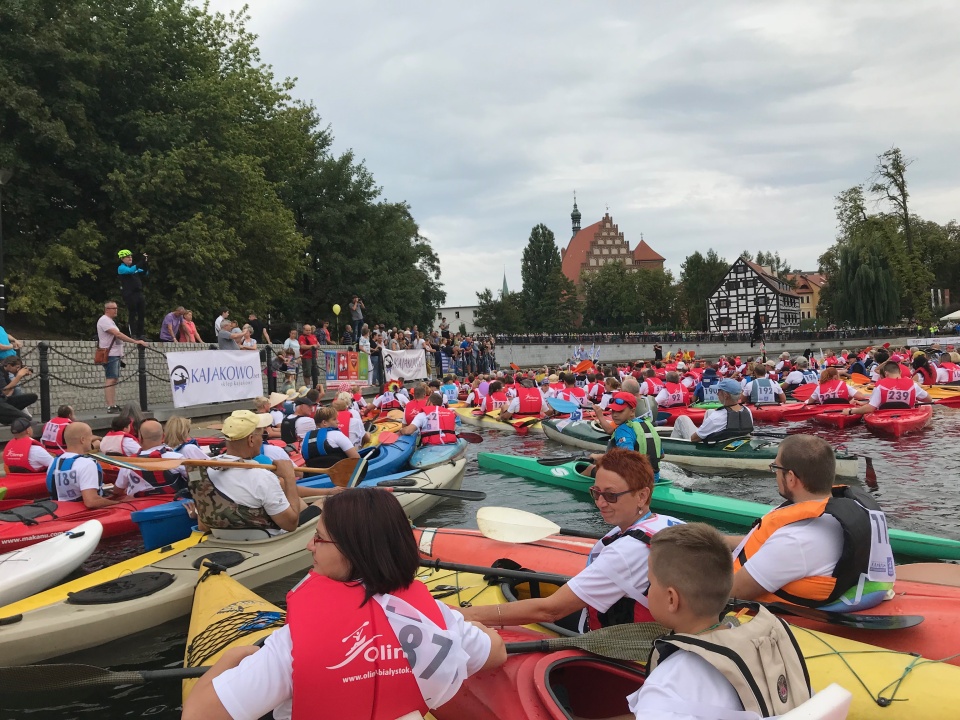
[{"left": 117, "top": 249, "right": 148, "bottom": 339}]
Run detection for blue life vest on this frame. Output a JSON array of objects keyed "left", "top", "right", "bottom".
[{"left": 46, "top": 454, "right": 104, "bottom": 500}]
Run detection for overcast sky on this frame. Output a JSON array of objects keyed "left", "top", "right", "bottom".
[{"left": 206, "top": 1, "right": 960, "bottom": 305}]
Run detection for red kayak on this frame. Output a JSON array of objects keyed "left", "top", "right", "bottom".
[
  {"left": 0, "top": 472, "right": 48, "bottom": 500},
  {"left": 810, "top": 408, "right": 863, "bottom": 430},
  {"left": 661, "top": 402, "right": 815, "bottom": 426},
  {"left": 414, "top": 526, "right": 960, "bottom": 665},
  {"left": 0, "top": 497, "right": 170, "bottom": 551},
  {"left": 864, "top": 405, "right": 933, "bottom": 437},
  {"left": 433, "top": 627, "right": 643, "bottom": 720}
]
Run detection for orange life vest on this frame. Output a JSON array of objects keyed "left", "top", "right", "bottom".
[
  {"left": 481, "top": 392, "right": 508, "bottom": 413},
  {"left": 4, "top": 436, "right": 44, "bottom": 472}
]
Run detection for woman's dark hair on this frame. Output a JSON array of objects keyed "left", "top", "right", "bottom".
[{"left": 323, "top": 489, "right": 419, "bottom": 603}]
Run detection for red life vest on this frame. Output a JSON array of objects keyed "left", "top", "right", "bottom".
[
  {"left": 548, "top": 382, "right": 564, "bottom": 393},
  {"left": 420, "top": 407, "right": 458, "bottom": 445},
  {"left": 289, "top": 573, "right": 445, "bottom": 720},
  {"left": 377, "top": 392, "right": 403, "bottom": 411},
  {"left": 814, "top": 379, "right": 851, "bottom": 404},
  {"left": 337, "top": 410, "right": 353, "bottom": 437},
  {"left": 3, "top": 436, "right": 44, "bottom": 472},
  {"left": 940, "top": 361, "right": 960, "bottom": 383},
  {"left": 586, "top": 382, "right": 602, "bottom": 402},
  {"left": 403, "top": 399, "right": 426, "bottom": 424},
  {"left": 914, "top": 364, "right": 937, "bottom": 385},
  {"left": 558, "top": 386, "right": 585, "bottom": 404},
  {"left": 875, "top": 378, "right": 917, "bottom": 409},
  {"left": 131, "top": 448, "right": 184, "bottom": 495},
  {"left": 469, "top": 389, "right": 486, "bottom": 407},
  {"left": 481, "top": 392, "right": 508, "bottom": 413},
  {"left": 40, "top": 417, "right": 71, "bottom": 454},
  {"left": 514, "top": 387, "right": 544, "bottom": 416},
  {"left": 658, "top": 382, "right": 689, "bottom": 408},
  {"left": 101, "top": 431, "right": 140, "bottom": 456},
  {"left": 642, "top": 378, "right": 664, "bottom": 395}
]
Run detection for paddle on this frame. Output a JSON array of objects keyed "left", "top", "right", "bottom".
[
  {"left": 456, "top": 432, "right": 483, "bottom": 444},
  {"left": 377, "top": 431, "right": 400, "bottom": 444},
  {"left": 381, "top": 485, "right": 487, "bottom": 501},
  {"left": 0, "top": 622, "right": 668, "bottom": 696},
  {"left": 787, "top": 383, "right": 817, "bottom": 401},
  {"left": 419, "top": 558, "right": 923, "bottom": 630},
  {"left": 546, "top": 397, "right": 579, "bottom": 415},
  {"left": 91, "top": 452, "right": 362, "bottom": 481}
]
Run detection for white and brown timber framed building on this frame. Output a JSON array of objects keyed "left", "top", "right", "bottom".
[{"left": 707, "top": 257, "right": 800, "bottom": 332}]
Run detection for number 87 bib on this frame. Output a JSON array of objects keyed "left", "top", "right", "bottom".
[{"left": 376, "top": 593, "right": 471, "bottom": 708}]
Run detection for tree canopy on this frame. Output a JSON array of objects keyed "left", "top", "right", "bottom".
[{"left": 0, "top": 0, "right": 443, "bottom": 333}]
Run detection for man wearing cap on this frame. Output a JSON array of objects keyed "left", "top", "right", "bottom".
[
  {"left": 271, "top": 396, "right": 318, "bottom": 444},
  {"left": 672, "top": 378, "right": 753, "bottom": 443},
  {"left": 585, "top": 392, "right": 663, "bottom": 482},
  {"left": 3, "top": 417, "right": 54, "bottom": 473},
  {"left": 189, "top": 411, "right": 305, "bottom": 535},
  {"left": 692, "top": 361, "right": 720, "bottom": 404}
]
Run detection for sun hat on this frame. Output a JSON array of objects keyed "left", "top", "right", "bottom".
[
  {"left": 267, "top": 392, "right": 288, "bottom": 408},
  {"left": 222, "top": 410, "right": 272, "bottom": 440}
]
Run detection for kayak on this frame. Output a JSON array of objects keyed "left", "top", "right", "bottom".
[
  {"left": 296, "top": 434, "right": 418, "bottom": 488},
  {"left": 410, "top": 438, "right": 469, "bottom": 469},
  {"left": 811, "top": 409, "right": 864, "bottom": 430},
  {"left": 413, "top": 526, "right": 960, "bottom": 674},
  {"left": 0, "top": 459, "right": 465, "bottom": 665},
  {"left": 864, "top": 406, "right": 934, "bottom": 437},
  {"left": 542, "top": 418, "right": 861, "bottom": 478},
  {"left": 181, "top": 564, "right": 858, "bottom": 720},
  {"left": 0, "top": 471, "right": 48, "bottom": 500},
  {"left": 454, "top": 406, "right": 544, "bottom": 435},
  {"left": 0, "top": 496, "right": 172, "bottom": 552},
  {"left": 475, "top": 453, "right": 960, "bottom": 562},
  {"left": 0, "top": 519, "right": 103, "bottom": 606},
  {"left": 366, "top": 418, "right": 403, "bottom": 446},
  {"left": 182, "top": 564, "right": 286, "bottom": 701}
]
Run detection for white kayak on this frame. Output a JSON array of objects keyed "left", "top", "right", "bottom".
[{"left": 0, "top": 520, "right": 103, "bottom": 607}]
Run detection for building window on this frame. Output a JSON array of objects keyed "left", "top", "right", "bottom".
[
  {"left": 726, "top": 280, "right": 739, "bottom": 291},
  {"left": 744, "top": 280, "right": 755, "bottom": 289},
  {"left": 717, "top": 299, "right": 729, "bottom": 309},
  {"left": 590, "top": 258, "right": 597, "bottom": 266},
  {"left": 455, "top": 311, "right": 460, "bottom": 319},
  {"left": 756, "top": 296, "right": 768, "bottom": 306},
  {"left": 718, "top": 317, "right": 731, "bottom": 327}
]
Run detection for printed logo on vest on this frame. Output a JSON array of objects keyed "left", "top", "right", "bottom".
[
  {"left": 326, "top": 621, "right": 384, "bottom": 670},
  {"left": 777, "top": 674, "right": 788, "bottom": 703}
]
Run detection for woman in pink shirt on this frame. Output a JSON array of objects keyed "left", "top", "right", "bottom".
[{"left": 179, "top": 310, "right": 203, "bottom": 343}]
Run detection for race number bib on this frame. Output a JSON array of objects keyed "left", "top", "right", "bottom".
[
  {"left": 41, "top": 423, "right": 61, "bottom": 444},
  {"left": 885, "top": 388, "right": 912, "bottom": 404},
  {"left": 702, "top": 385, "right": 720, "bottom": 403},
  {"left": 864, "top": 508, "right": 896, "bottom": 581},
  {"left": 376, "top": 594, "right": 470, "bottom": 708},
  {"left": 754, "top": 383, "right": 775, "bottom": 404},
  {"left": 52, "top": 467, "right": 82, "bottom": 501}
]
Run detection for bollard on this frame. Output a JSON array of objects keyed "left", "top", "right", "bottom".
[
  {"left": 138, "top": 344, "right": 149, "bottom": 411},
  {"left": 38, "top": 342, "right": 51, "bottom": 422},
  {"left": 266, "top": 346, "right": 277, "bottom": 394}
]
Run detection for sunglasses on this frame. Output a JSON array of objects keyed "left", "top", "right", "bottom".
[
  {"left": 589, "top": 486, "right": 634, "bottom": 503},
  {"left": 313, "top": 530, "right": 337, "bottom": 546},
  {"left": 610, "top": 398, "right": 633, "bottom": 408}
]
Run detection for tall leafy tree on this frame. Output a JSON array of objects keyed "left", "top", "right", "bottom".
[
  {"left": 474, "top": 289, "right": 524, "bottom": 334},
  {"left": 678, "top": 250, "right": 729, "bottom": 330},
  {"left": 833, "top": 243, "right": 899, "bottom": 325},
  {"left": 539, "top": 268, "right": 582, "bottom": 332},
  {"left": 520, "top": 224, "right": 561, "bottom": 327}
]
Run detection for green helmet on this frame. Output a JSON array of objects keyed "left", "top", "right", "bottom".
[{"left": 118, "top": 249, "right": 132, "bottom": 259}]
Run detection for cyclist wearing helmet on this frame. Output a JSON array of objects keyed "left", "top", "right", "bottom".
[{"left": 117, "top": 249, "right": 148, "bottom": 339}]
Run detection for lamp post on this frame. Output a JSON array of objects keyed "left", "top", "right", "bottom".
[{"left": 0, "top": 167, "right": 12, "bottom": 326}]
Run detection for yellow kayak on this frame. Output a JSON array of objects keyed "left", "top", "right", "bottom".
[
  {"left": 453, "top": 406, "right": 543, "bottom": 434},
  {"left": 364, "top": 419, "right": 402, "bottom": 446},
  {"left": 181, "top": 563, "right": 957, "bottom": 719}
]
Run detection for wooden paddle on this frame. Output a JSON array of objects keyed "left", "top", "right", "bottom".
[
  {"left": 894, "top": 562, "right": 960, "bottom": 587},
  {"left": 90, "top": 452, "right": 359, "bottom": 480},
  {"left": 418, "top": 558, "right": 923, "bottom": 630}
]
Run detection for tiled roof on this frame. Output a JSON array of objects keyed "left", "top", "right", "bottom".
[
  {"left": 632, "top": 239, "right": 665, "bottom": 263},
  {"left": 745, "top": 259, "right": 799, "bottom": 297},
  {"left": 560, "top": 221, "right": 601, "bottom": 284},
  {"left": 787, "top": 272, "right": 827, "bottom": 290}
]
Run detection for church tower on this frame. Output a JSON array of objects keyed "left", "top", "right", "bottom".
[{"left": 571, "top": 191, "right": 581, "bottom": 238}]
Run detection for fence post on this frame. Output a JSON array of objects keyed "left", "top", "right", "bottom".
[
  {"left": 265, "top": 345, "right": 276, "bottom": 394},
  {"left": 138, "top": 345, "right": 149, "bottom": 411},
  {"left": 38, "top": 342, "right": 51, "bottom": 422}
]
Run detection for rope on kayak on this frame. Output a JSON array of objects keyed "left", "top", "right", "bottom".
[
  {"left": 418, "top": 568, "right": 490, "bottom": 608},
  {"left": 792, "top": 625, "right": 956, "bottom": 707},
  {"left": 185, "top": 610, "right": 286, "bottom": 668}
]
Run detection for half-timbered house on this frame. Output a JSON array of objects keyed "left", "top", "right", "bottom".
[{"left": 707, "top": 258, "right": 800, "bottom": 332}]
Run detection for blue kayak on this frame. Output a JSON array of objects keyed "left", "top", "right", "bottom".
[
  {"left": 298, "top": 435, "right": 417, "bottom": 489},
  {"left": 409, "top": 438, "right": 468, "bottom": 470}
]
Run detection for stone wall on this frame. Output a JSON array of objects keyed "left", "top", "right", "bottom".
[{"left": 13, "top": 341, "right": 357, "bottom": 415}]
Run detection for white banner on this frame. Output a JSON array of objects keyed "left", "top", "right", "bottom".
[
  {"left": 382, "top": 348, "right": 427, "bottom": 381},
  {"left": 166, "top": 350, "right": 263, "bottom": 408}
]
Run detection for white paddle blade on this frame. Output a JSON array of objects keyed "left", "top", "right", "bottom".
[{"left": 477, "top": 506, "right": 561, "bottom": 544}]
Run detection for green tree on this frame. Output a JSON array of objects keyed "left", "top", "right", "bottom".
[
  {"left": 678, "top": 250, "right": 729, "bottom": 330},
  {"left": 539, "top": 268, "right": 582, "bottom": 332},
  {"left": 520, "top": 224, "right": 561, "bottom": 327},
  {"left": 833, "top": 243, "right": 900, "bottom": 325},
  {"left": 580, "top": 263, "right": 638, "bottom": 329},
  {"left": 754, "top": 251, "right": 795, "bottom": 282},
  {"left": 635, "top": 269, "right": 677, "bottom": 326},
  {"left": 474, "top": 289, "right": 524, "bottom": 334}
]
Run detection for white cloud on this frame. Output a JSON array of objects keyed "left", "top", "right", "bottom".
[{"left": 206, "top": 0, "right": 960, "bottom": 303}]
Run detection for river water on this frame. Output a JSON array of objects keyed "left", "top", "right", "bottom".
[{"left": 7, "top": 406, "right": 960, "bottom": 720}]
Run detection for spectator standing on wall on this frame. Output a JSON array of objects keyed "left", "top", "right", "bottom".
[
  {"left": 218, "top": 320, "right": 242, "bottom": 349},
  {"left": 159, "top": 307, "right": 185, "bottom": 342},
  {"left": 178, "top": 310, "right": 203, "bottom": 343},
  {"left": 97, "top": 301, "right": 148, "bottom": 413},
  {"left": 116, "top": 249, "right": 148, "bottom": 339},
  {"left": 248, "top": 312, "right": 271, "bottom": 345},
  {"left": 349, "top": 295, "right": 364, "bottom": 340},
  {"left": 369, "top": 332, "right": 383, "bottom": 386},
  {"left": 214, "top": 308, "right": 230, "bottom": 336},
  {"left": 283, "top": 328, "right": 301, "bottom": 358},
  {"left": 299, "top": 324, "right": 320, "bottom": 389}
]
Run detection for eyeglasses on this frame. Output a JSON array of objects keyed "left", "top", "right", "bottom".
[
  {"left": 312, "top": 531, "right": 337, "bottom": 546},
  {"left": 768, "top": 463, "right": 790, "bottom": 474},
  {"left": 105, "top": 306, "right": 118, "bottom": 311},
  {"left": 589, "top": 486, "right": 634, "bottom": 503}
]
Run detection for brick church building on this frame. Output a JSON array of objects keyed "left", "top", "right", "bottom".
[{"left": 560, "top": 197, "right": 665, "bottom": 285}]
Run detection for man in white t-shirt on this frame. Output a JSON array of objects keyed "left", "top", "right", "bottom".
[
  {"left": 267, "top": 397, "right": 317, "bottom": 442},
  {"left": 671, "top": 379, "right": 753, "bottom": 442},
  {"left": 97, "top": 300, "right": 148, "bottom": 413},
  {"left": 193, "top": 410, "right": 305, "bottom": 535},
  {"left": 114, "top": 420, "right": 188, "bottom": 497},
  {"left": 48, "top": 423, "right": 120, "bottom": 509},
  {"left": 725, "top": 434, "right": 895, "bottom": 611}
]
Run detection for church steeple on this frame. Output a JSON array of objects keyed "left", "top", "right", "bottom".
[{"left": 571, "top": 191, "right": 581, "bottom": 238}]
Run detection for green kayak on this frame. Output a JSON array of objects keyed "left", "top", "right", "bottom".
[
  {"left": 542, "top": 418, "right": 860, "bottom": 479},
  {"left": 476, "top": 451, "right": 960, "bottom": 562}
]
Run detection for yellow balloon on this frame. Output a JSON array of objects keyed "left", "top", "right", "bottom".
[{"left": 332, "top": 304, "right": 341, "bottom": 316}]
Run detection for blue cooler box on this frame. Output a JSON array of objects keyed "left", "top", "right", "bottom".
[{"left": 131, "top": 500, "right": 195, "bottom": 551}]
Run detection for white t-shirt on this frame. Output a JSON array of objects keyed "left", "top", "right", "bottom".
[
  {"left": 269, "top": 409, "right": 284, "bottom": 427},
  {"left": 282, "top": 338, "right": 301, "bottom": 358},
  {"left": 307, "top": 427, "right": 355, "bottom": 454},
  {"left": 344, "top": 412, "right": 366, "bottom": 448},
  {"left": 50, "top": 452, "right": 102, "bottom": 502},
  {"left": 628, "top": 648, "right": 747, "bottom": 720},
  {"left": 733, "top": 515, "right": 843, "bottom": 593},
  {"left": 680, "top": 375, "right": 696, "bottom": 389},
  {"left": 205, "top": 454, "right": 290, "bottom": 525},
  {"left": 215, "top": 315, "right": 226, "bottom": 334},
  {"left": 261, "top": 442, "right": 294, "bottom": 465},
  {"left": 96, "top": 315, "right": 124, "bottom": 357},
  {"left": 115, "top": 447, "right": 187, "bottom": 496},
  {"left": 212, "top": 602, "right": 492, "bottom": 720},
  {"left": 14, "top": 444, "right": 55, "bottom": 471},
  {"left": 293, "top": 415, "right": 317, "bottom": 440},
  {"left": 176, "top": 442, "right": 210, "bottom": 461},
  {"left": 782, "top": 370, "right": 806, "bottom": 386},
  {"left": 99, "top": 433, "right": 142, "bottom": 456},
  {"left": 695, "top": 407, "right": 739, "bottom": 439},
  {"left": 742, "top": 380, "right": 785, "bottom": 404}
]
